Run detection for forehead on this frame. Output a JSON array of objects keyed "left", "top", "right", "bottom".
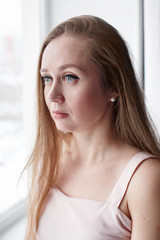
[{"left": 41, "top": 35, "right": 90, "bottom": 68}]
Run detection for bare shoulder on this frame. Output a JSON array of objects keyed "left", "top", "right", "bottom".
[
  {"left": 127, "top": 157, "right": 160, "bottom": 239},
  {"left": 128, "top": 157, "right": 160, "bottom": 191}
]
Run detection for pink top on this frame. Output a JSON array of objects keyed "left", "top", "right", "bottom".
[{"left": 37, "top": 152, "right": 153, "bottom": 240}]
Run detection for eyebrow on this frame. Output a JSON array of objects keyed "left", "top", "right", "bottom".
[{"left": 40, "top": 63, "right": 86, "bottom": 73}]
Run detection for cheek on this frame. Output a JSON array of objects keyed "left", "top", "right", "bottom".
[{"left": 68, "top": 88, "right": 104, "bottom": 113}]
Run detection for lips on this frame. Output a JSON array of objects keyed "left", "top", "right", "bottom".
[{"left": 51, "top": 111, "right": 69, "bottom": 119}]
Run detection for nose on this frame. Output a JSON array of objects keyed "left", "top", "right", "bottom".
[{"left": 47, "top": 81, "right": 64, "bottom": 103}]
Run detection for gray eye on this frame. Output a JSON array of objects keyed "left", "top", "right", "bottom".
[
  {"left": 64, "top": 74, "right": 79, "bottom": 83},
  {"left": 41, "top": 76, "right": 52, "bottom": 84}
]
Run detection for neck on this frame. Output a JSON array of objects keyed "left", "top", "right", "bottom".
[{"left": 70, "top": 126, "right": 121, "bottom": 167}]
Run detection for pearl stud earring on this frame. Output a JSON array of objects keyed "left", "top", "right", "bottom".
[{"left": 110, "top": 97, "right": 116, "bottom": 102}]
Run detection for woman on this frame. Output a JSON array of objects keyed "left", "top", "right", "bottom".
[{"left": 25, "top": 15, "right": 160, "bottom": 240}]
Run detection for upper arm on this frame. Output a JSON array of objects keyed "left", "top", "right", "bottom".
[{"left": 127, "top": 158, "right": 160, "bottom": 240}]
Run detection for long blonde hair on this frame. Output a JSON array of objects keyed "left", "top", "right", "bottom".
[{"left": 25, "top": 15, "right": 160, "bottom": 239}]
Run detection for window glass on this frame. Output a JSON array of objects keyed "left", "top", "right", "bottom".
[{"left": 0, "top": 0, "right": 26, "bottom": 214}]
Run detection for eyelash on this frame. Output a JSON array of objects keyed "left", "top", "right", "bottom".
[
  {"left": 63, "top": 74, "right": 79, "bottom": 83},
  {"left": 41, "top": 76, "right": 52, "bottom": 84},
  {"left": 41, "top": 74, "right": 79, "bottom": 85}
]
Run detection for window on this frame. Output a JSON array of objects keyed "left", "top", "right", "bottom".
[
  {"left": 0, "top": 0, "right": 26, "bottom": 216},
  {"left": 0, "top": 0, "right": 42, "bottom": 232}
]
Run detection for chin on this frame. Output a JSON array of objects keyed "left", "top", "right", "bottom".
[
  {"left": 55, "top": 125, "right": 73, "bottom": 133},
  {"left": 59, "top": 129, "right": 72, "bottom": 134}
]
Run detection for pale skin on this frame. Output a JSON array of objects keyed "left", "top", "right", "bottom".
[{"left": 41, "top": 35, "right": 160, "bottom": 239}]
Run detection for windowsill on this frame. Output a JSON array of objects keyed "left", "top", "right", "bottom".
[
  {"left": 0, "top": 130, "right": 27, "bottom": 212},
  {"left": 0, "top": 198, "right": 27, "bottom": 234},
  {"left": 0, "top": 154, "right": 27, "bottom": 234}
]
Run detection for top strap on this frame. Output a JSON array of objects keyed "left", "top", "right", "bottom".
[{"left": 107, "top": 152, "right": 154, "bottom": 207}]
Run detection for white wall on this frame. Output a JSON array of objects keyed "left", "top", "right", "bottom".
[{"left": 144, "top": 0, "right": 160, "bottom": 132}]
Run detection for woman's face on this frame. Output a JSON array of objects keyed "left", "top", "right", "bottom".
[{"left": 40, "top": 35, "right": 112, "bottom": 133}]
